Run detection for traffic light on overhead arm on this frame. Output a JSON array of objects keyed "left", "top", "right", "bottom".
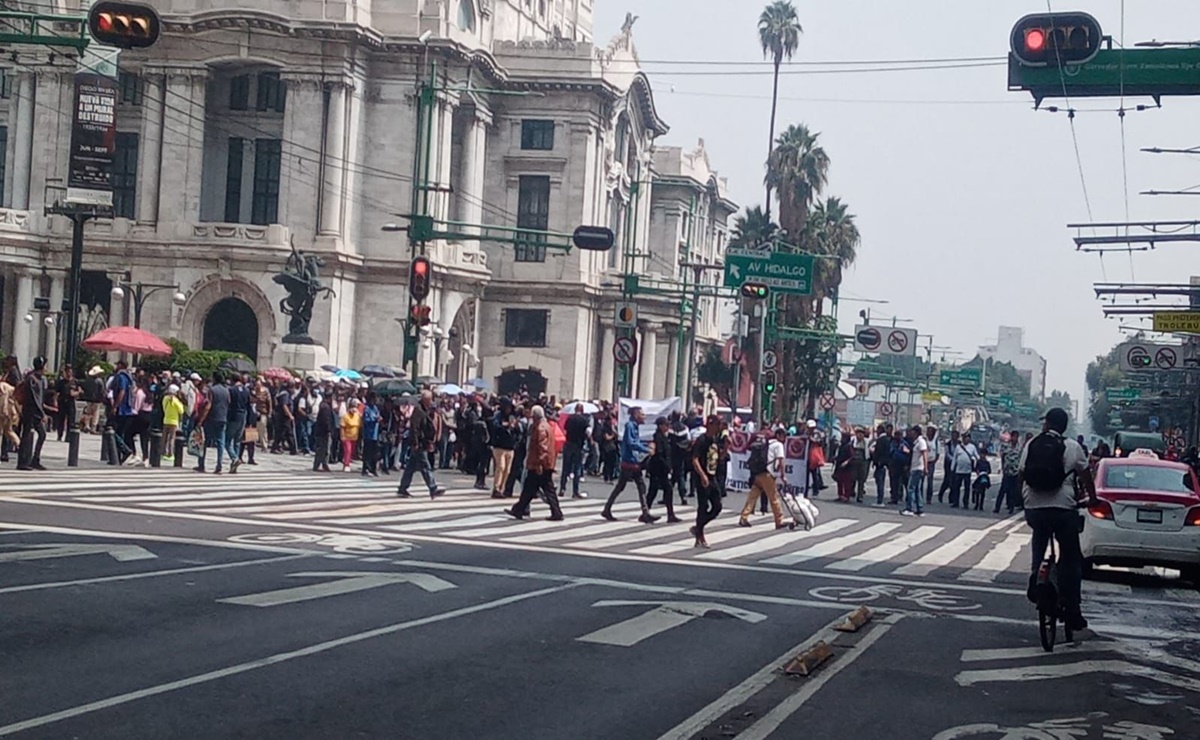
[
  {"left": 1010, "top": 12, "right": 1103, "bottom": 67},
  {"left": 741, "top": 283, "right": 769, "bottom": 300},
  {"left": 409, "top": 256, "right": 431, "bottom": 303},
  {"left": 88, "top": 1, "right": 161, "bottom": 49},
  {"left": 410, "top": 304, "right": 432, "bottom": 328}
]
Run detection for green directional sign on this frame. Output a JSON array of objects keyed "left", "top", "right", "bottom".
[
  {"left": 724, "top": 249, "right": 814, "bottom": 295},
  {"left": 1010, "top": 48, "right": 1200, "bottom": 101},
  {"left": 1106, "top": 388, "right": 1141, "bottom": 403},
  {"left": 939, "top": 368, "right": 982, "bottom": 387}
]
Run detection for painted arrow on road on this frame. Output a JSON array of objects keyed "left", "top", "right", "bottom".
[
  {"left": 218, "top": 571, "right": 456, "bottom": 608},
  {"left": 577, "top": 600, "right": 768, "bottom": 647},
  {"left": 0, "top": 543, "right": 157, "bottom": 563}
]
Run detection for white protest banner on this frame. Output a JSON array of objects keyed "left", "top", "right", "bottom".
[
  {"left": 618, "top": 397, "right": 683, "bottom": 442},
  {"left": 723, "top": 431, "right": 812, "bottom": 498}
]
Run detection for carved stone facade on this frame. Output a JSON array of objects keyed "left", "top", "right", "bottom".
[{"left": 0, "top": 1, "right": 735, "bottom": 400}]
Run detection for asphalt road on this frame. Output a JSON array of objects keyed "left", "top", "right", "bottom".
[{"left": 1, "top": 452, "right": 1199, "bottom": 738}]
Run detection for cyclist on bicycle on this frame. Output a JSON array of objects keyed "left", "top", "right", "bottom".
[{"left": 1020, "top": 407, "right": 1096, "bottom": 631}]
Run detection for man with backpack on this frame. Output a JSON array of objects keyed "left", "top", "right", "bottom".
[
  {"left": 738, "top": 427, "right": 792, "bottom": 529},
  {"left": 1021, "top": 407, "right": 1094, "bottom": 631}
]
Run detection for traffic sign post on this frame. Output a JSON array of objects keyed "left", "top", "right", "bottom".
[
  {"left": 819, "top": 392, "right": 836, "bottom": 411},
  {"left": 880, "top": 402, "right": 895, "bottom": 418},
  {"left": 613, "top": 337, "right": 638, "bottom": 367},
  {"left": 723, "top": 250, "right": 814, "bottom": 296},
  {"left": 853, "top": 325, "right": 917, "bottom": 357},
  {"left": 1119, "top": 342, "right": 1190, "bottom": 373}
]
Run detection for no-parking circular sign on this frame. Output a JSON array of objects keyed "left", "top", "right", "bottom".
[{"left": 880, "top": 402, "right": 895, "bottom": 417}]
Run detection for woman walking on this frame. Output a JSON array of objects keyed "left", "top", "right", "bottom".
[{"left": 340, "top": 398, "right": 362, "bottom": 473}]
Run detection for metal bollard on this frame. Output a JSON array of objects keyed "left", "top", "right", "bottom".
[
  {"left": 102, "top": 428, "right": 117, "bottom": 464},
  {"left": 149, "top": 430, "right": 163, "bottom": 468},
  {"left": 174, "top": 437, "right": 185, "bottom": 468},
  {"left": 67, "top": 429, "right": 80, "bottom": 468}
]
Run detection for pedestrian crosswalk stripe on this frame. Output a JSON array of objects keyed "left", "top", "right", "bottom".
[
  {"left": 502, "top": 519, "right": 646, "bottom": 544},
  {"left": 697, "top": 519, "right": 860, "bottom": 562},
  {"left": 760, "top": 522, "right": 902, "bottom": 566},
  {"left": 205, "top": 498, "right": 395, "bottom": 515},
  {"left": 572, "top": 524, "right": 684, "bottom": 550},
  {"left": 388, "top": 514, "right": 507, "bottom": 532},
  {"left": 443, "top": 503, "right": 648, "bottom": 539},
  {"left": 630, "top": 523, "right": 762, "bottom": 556},
  {"left": 826, "top": 526, "right": 944, "bottom": 573},
  {"left": 959, "top": 531, "right": 1026, "bottom": 583},
  {"left": 891, "top": 529, "right": 989, "bottom": 577}
]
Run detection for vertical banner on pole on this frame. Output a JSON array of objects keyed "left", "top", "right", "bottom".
[{"left": 65, "top": 71, "right": 118, "bottom": 206}]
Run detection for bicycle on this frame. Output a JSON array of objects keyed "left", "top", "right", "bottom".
[{"left": 1031, "top": 537, "right": 1073, "bottom": 652}]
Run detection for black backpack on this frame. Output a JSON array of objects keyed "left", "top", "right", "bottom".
[
  {"left": 747, "top": 438, "right": 770, "bottom": 476},
  {"left": 1024, "top": 432, "right": 1068, "bottom": 493}
]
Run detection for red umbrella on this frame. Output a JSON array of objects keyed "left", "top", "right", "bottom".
[
  {"left": 261, "top": 367, "right": 295, "bottom": 382},
  {"left": 81, "top": 326, "right": 172, "bottom": 356}
]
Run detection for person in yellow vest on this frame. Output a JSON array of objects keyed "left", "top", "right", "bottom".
[
  {"left": 340, "top": 398, "right": 362, "bottom": 473},
  {"left": 161, "top": 384, "right": 185, "bottom": 461}
]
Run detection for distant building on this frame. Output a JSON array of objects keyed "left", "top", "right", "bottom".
[{"left": 978, "top": 326, "right": 1047, "bottom": 400}]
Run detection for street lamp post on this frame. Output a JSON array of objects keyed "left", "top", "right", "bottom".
[{"left": 111, "top": 279, "right": 187, "bottom": 330}]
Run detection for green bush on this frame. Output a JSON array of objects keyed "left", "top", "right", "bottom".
[{"left": 174, "top": 350, "right": 248, "bottom": 379}]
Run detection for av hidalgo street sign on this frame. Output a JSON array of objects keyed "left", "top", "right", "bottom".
[{"left": 724, "top": 249, "right": 813, "bottom": 296}]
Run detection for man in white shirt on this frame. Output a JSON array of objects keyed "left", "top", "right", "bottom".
[
  {"left": 738, "top": 427, "right": 793, "bottom": 530},
  {"left": 904, "top": 426, "right": 929, "bottom": 516},
  {"left": 951, "top": 433, "right": 979, "bottom": 509}
]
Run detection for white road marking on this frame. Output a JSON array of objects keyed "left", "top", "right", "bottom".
[
  {"left": 577, "top": 600, "right": 767, "bottom": 647},
  {"left": 959, "top": 531, "right": 1027, "bottom": 583},
  {"left": 217, "top": 571, "right": 456, "bottom": 607},
  {"left": 0, "top": 554, "right": 311, "bottom": 595},
  {"left": 760, "top": 522, "right": 902, "bottom": 566},
  {"left": 501, "top": 519, "right": 644, "bottom": 544},
  {"left": 955, "top": 660, "right": 1200, "bottom": 694},
  {"left": 825, "top": 526, "right": 943, "bottom": 572},
  {"left": 378, "top": 515, "right": 506, "bottom": 532},
  {"left": 0, "top": 583, "right": 577, "bottom": 737},
  {"left": 891, "top": 529, "right": 988, "bottom": 577},
  {"left": 1082, "top": 581, "right": 1134, "bottom": 596},
  {"left": 571, "top": 525, "right": 683, "bottom": 550},
  {"left": 0, "top": 543, "right": 157, "bottom": 563},
  {"left": 630, "top": 523, "right": 763, "bottom": 556},
  {"left": 735, "top": 614, "right": 902, "bottom": 740},
  {"left": 698, "top": 518, "right": 859, "bottom": 562}
]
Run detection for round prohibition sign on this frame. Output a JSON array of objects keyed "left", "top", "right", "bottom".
[
  {"left": 819, "top": 392, "right": 837, "bottom": 411},
  {"left": 887, "top": 330, "right": 909, "bottom": 354},
  {"left": 880, "top": 402, "right": 895, "bottom": 417},
  {"left": 1155, "top": 346, "right": 1178, "bottom": 370},
  {"left": 856, "top": 327, "right": 882, "bottom": 352},
  {"left": 1126, "top": 345, "right": 1151, "bottom": 369},
  {"left": 613, "top": 336, "right": 638, "bottom": 366}
]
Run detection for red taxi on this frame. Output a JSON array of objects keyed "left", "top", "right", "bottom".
[{"left": 1081, "top": 450, "right": 1200, "bottom": 582}]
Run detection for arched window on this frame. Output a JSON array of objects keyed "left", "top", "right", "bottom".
[{"left": 458, "top": 0, "right": 476, "bottom": 32}]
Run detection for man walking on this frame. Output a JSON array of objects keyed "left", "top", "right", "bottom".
[
  {"left": 851, "top": 427, "right": 869, "bottom": 503},
  {"left": 16, "top": 356, "right": 47, "bottom": 471},
  {"left": 560, "top": 403, "right": 591, "bottom": 500},
  {"left": 938, "top": 430, "right": 961, "bottom": 503},
  {"left": 869, "top": 425, "right": 891, "bottom": 507},
  {"left": 738, "top": 426, "right": 792, "bottom": 529},
  {"left": 995, "top": 430, "right": 1023, "bottom": 515},
  {"left": 690, "top": 415, "right": 724, "bottom": 548},
  {"left": 197, "top": 371, "right": 230, "bottom": 474},
  {"left": 506, "top": 405, "right": 563, "bottom": 521},
  {"left": 601, "top": 406, "right": 657, "bottom": 523},
  {"left": 226, "top": 374, "right": 250, "bottom": 473},
  {"left": 397, "top": 390, "right": 446, "bottom": 499},
  {"left": 925, "top": 426, "right": 940, "bottom": 505},
  {"left": 311, "top": 393, "right": 334, "bottom": 473},
  {"left": 644, "top": 416, "right": 681, "bottom": 523},
  {"left": 903, "top": 425, "right": 928, "bottom": 517}
]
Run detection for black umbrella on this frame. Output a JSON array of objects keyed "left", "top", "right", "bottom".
[
  {"left": 373, "top": 378, "right": 418, "bottom": 397},
  {"left": 218, "top": 357, "right": 257, "bottom": 375},
  {"left": 415, "top": 376, "right": 444, "bottom": 387},
  {"left": 359, "top": 364, "right": 396, "bottom": 379}
]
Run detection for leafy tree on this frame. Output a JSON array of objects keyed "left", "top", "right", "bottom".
[
  {"left": 730, "top": 206, "right": 777, "bottom": 249},
  {"left": 697, "top": 345, "right": 735, "bottom": 406}
]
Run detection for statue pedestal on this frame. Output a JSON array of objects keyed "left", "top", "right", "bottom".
[{"left": 275, "top": 343, "right": 330, "bottom": 375}]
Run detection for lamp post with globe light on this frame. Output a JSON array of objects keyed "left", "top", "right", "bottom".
[{"left": 110, "top": 280, "right": 187, "bottom": 330}]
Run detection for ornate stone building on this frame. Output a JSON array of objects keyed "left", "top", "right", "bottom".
[{"left": 0, "top": 0, "right": 735, "bottom": 400}]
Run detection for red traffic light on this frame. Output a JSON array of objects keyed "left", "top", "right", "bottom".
[
  {"left": 1024, "top": 28, "right": 1046, "bottom": 54},
  {"left": 410, "top": 304, "right": 432, "bottom": 327},
  {"left": 409, "top": 256, "right": 432, "bottom": 302},
  {"left": 1010, "top": 12, "right": 1102, "bottom": 67},
  {"left": 88, "top": 1, "right": 161, "bottom": 49}
]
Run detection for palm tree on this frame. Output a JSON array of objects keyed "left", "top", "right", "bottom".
[
  {"left": 758, "top": 1, "right": 803, "bottom": 221},
  {"left": 805, "top": 196, "right": 860, "bottom": 307},
  {"left": 730, "top": 206, "right": 778, "bottom": 249},
  {"left": 766, "top": 124, "right": 829, "bottom": 240}
]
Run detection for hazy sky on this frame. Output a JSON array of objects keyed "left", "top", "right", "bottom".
[{"left": 595, "top": 1, "right": 1200, "bottom": 405}]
